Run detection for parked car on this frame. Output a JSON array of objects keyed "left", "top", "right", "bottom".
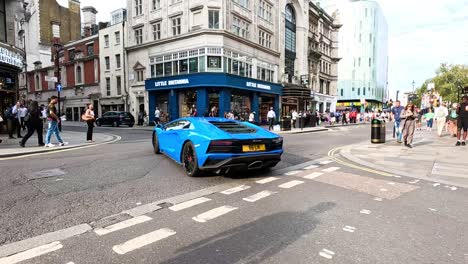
[
  {"left": 152, "top": 117, "right": 283, "bottom": 177},
  {"left": 96, "top": 111, "right": 135, "bottom": 127}
]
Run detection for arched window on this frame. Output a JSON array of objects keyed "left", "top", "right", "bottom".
[
  {"left": 35, "top": 75, "right": 40, "bottom": 90},
  {"left": 76, "top": 66, "right": 82, "bottom": 84},
  {"left": 285, "top": 4, "right": 296, "bottom": 80}
]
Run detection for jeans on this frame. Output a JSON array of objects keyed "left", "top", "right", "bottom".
[
  {"left": 427, "top": 119, "right": 434, "bottom": 128},
  {"left": 394, "top": 121, "right": 402, "bottom": 141},
  {"left": 45, "top": 121, "right": 63, "bottom": 144}
]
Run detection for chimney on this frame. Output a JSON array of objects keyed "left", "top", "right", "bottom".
[{"left": 82, "top": 6, "right": 98, "bottom": 31}]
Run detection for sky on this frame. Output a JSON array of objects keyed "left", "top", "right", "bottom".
[{"left": 56, "top": 0, "right": 468, "bottom": 100}]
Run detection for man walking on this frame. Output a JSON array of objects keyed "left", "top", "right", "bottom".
[
  {"left": 435, "top": 102, "right": 448, "bottom": 137},
  {"left": 45, "top": 96, "right": 67, "bottom": 147},
  {"left": 154, "top": 107, "right": 161, "bottom": 125},
  {"left": 455, "top": 96, "right": 468, "bottom": 146},
  {"left": 10, "top": 102, "right": 22, "bottom": 138},
  {"left": 267, "top": 107, "right": 276, "bottom": 131},
  {"left": 391, "top": 100, "right": 405, "bottom": 143}
]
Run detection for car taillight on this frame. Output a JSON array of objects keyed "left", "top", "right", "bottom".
[
  {"left": 207, "top": 140, "right": 237, "bottom": 153},
  {"left": 209, "top": 140, "right": 234, "bottom": 146}
]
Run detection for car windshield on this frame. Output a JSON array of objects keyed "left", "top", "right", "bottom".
[{"left": 209, "top": 121, "right": 256, "bottom": 134}]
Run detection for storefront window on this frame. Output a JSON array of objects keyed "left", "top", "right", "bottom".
[
  {"left": 199, "top": 56, "right": 205, "bottom": 72},
  {"left": 164, "top": 62, "right": 172, "bottom": 76},
  {"left": 156, "top": 64, "right": 164, "bottom": 77},
  {"left": 189, "top": 57, "right": 198, "bottom": 73},
  {"left": 259, "top": 96, "right": 274, "bottom": 124},
  {"left": 172, "top": 61, "right": 179, "bottom": 75},
  {"left": 207, "top": 56, "right": 221, "bottom": 69},
  {"left": 180, "top": 90, "right": 197, "bottom": 117},
  {"left": 179, "top": 59, "right": 188, "bottom": 74},
  {"left": 239, "top": 62, "right": 245, "bottom": 76},
  {"left": 232, "top": 60, "right": 239, "bottom": 75},
  {"left": 231, "top": 92, "right": 251, "bottom": 120}
]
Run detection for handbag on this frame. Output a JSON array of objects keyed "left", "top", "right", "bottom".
[{"left": 81, "top": 114, "right": 90, "bottom": 121}]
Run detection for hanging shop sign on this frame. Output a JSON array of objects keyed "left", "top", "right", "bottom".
[{"left": 0, "top": 47, "right": 23, "bottom": 68}]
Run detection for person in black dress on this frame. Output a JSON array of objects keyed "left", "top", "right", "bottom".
[{"left": 19, "top": 101, "right": 44, "bottom": 147}]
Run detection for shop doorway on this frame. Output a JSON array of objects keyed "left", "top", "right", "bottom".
[
  {"left": 259, "top": 96, "right": 274, "bottom": 125},
  {"left": 208, "top": 89, "right": 219, "bottom": 117},
  {"left": 179, "top": 89, "right": 196, "bottom": 117}
]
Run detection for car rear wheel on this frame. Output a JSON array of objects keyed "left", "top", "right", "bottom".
[
  {"left": 113, "top": 121, "right": 120, "bottom": 127},
  {"left": 96, "top": 121, "right": 101, "bottom": 127},
  {"left": 129, "top": 124, "right": 134, "bottom": 127},
  {"left": 182, "top": 141, "right": 200, "bottom": 177},
  {"left": 152, "top": 132, "right": 161, "bottom": 154}
]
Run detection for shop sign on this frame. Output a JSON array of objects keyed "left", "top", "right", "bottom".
[
  {"left": 0, "top": 47, "right": 23, "bottom": 68},
  {"left": 154, "top": 78, "right": 190, "bottom": 87},
  {"left": 246, "top": 82, "right": 271, "bottom": 90}
]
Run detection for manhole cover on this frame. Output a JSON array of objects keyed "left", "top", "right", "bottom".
[{"left": 25, "top": 169, "right": 67, "bottom": 181}]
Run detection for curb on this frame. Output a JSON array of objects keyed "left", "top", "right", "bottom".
[{"left": 0, "top": 134, "right": 120, "bottom": 159}]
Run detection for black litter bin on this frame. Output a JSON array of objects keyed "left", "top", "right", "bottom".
[
  {"left": 371, "top": 119, "right": 386, "bottom": 143},
  {"left": 280, "top": 117, "right": 291, "bottom": 131}
]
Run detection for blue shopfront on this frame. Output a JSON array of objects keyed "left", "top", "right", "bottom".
[{"left": 145, "top": 73, "right": 282, "bottom": 124}]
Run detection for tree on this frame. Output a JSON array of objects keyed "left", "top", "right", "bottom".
[{"left": 431, "top": 64, "right": 468, "bottom": 103}]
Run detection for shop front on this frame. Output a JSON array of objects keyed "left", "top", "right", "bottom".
[
  {"left": 336, "top": 100, "right": 383, "bottom": 113},
  {"left": 145, "top": 73, "right": 282, "bottom": 124},
  {"left": 0, "top": 44, "right": 24, "bottom": 128}
]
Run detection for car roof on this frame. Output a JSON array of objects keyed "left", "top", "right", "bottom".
[{"left": 174, "top": 117, "right": 238, "bottom": 123}]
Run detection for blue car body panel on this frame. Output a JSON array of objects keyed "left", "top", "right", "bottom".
[{"left": 153, "top": 117, "right": 283, "bottom": 169}]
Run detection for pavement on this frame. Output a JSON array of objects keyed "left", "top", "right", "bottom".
[{"left": 336, "top": 129, "right": 468, "bottom": 188}]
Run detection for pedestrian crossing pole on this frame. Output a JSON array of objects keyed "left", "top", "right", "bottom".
[{"left": 53, "top": 38, "right": 63, "bottom": 131}]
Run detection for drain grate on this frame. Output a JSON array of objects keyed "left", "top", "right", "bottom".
[{"left": 90, "top": 213, "right": 132, "bottom": 229}]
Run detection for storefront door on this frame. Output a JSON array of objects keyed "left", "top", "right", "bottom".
[{"left": 179, "top": 89, "right": 197, "bottom": 117}]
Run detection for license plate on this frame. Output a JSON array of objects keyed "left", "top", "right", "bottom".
[{"left": 242, "top": 144, "right": 266, "bottom": 152}]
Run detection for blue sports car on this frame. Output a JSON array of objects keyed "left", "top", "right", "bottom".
[{"left": 152, "top": 117, "right": 283, "bottom": 177}]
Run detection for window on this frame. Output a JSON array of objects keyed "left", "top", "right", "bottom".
[
  {"left": 135, "top": 27, "right": 143, "bottom": 44},
  {"left": 115, "top": 31, "right": 120, "bottom": 45},
  {"left": 104, "top": 35, "right": 109, "bottom": 47},
  {"left": 172, "top": 17, "right": 181, "bottom": 36},
  {"left": 136, "top": 70, "right": 144, "bottom": 81},
  {"left": 233, "top": 0, "right": 249, "bottom": 8},
  {"left": 340, "top": 89, "right": 344, "bottom": 97},
  {"left": 76, "top": 66, "right": 82, "bottom": 84},
  {"left": 326, "top": 81, "right": 330, "bottom": 95},
  {"left": 105, "top": 56, "right": 110, "bottom": 70},
  {"left": 258, "top": 0, "right": 272, "bottom": 22},
  {"left": 358, "top": 57, "right": 361, "bottom": 67},
  {"left": 369, "top": 57, "right": 371, "bottom": 67},
  {"left": 232, "top": 16, "right": 249, "bottom": 38},
  {"left": 69, "top": 49, "right": 75, "bottom": 60},
  {"left": 152, "top": 22, "right": 161, "bottom": 40},
  {"left": 363, "top": 86, "right": 366, "bottom": 95},
  {"left": 116, "top": 54, "right": 121, "bottom": 69},
  {"left": 116, "top": 76, "right": 121, "bottom": 95},
  {"left": 0, "top": 0, "right": 6, "bottom": 42},
  {"left": 134, "top": 0, "right": 142, "bottom": 16},
  {"left": 106, "top": 77, "right": 111, "bottom": 96},
  {"left": 35, "top": 75, "right": 40, "bottom": 91},
  {"left": 152, "top": 0, "right": 160, "bottom": 10},
  {"left": 258, "top": 30, "right": 272, "bottom": 48},
  {"left": 208, "top": 10, "right": 219, "bottom": 29},
  {"left": 52, "top": 24, "right": 60, "bottom": 38},
  {"left": 207, "top": 56, "right": 221, "bottom": 69},
  {"left": 87, "top": 44, "right": 94, "bottom": 56},
  {"left": 358, "top": 88, "right": 361, "bottom": 96}
]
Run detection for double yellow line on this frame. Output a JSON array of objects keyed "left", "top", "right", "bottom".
[{"left": 327, "top": 147, "right": 394, "bottom": 177}]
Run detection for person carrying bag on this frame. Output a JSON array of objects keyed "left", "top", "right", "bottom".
[{"left": 82, "top": 104, "right": 95, "bottom": 142}]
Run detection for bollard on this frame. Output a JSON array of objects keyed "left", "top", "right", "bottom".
[{"left": 371, "top": 119, "right": 386, "bottom": 144}]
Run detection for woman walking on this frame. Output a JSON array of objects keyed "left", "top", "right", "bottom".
[
  {"left": 19, "top": 101, "right": 44, "bottom": 147},
  {"left": 425, "top": 108, "right": 435, "bottom": 131},
  {"left": 447, "top": 103, "right": 459, "bottom": 137},
  {"left": 83, "top": 104, "right": 95, "bottom": 142},
  {"left": 400, "top": 103, "right": 418, "bottom": 148},
  {"left": 435, "top": 103, "right": 448, "bottom": 137}
]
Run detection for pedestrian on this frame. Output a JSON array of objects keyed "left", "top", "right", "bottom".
[
  {"left": 45, "top": 96, "right": 67, "bottom": 147},
  {"left": 434, "top": 102, "right": 448, "bottom": 137},
  {"left": 424, "top": 108, "right": 435, "bottom": 131},
  {"left": 400, "top": 103, "right": 418, "bottom": 148},
  {"left": 455, "top": 96, "right": 468, "bottom": 146},
  {"left": 447, "top": 103, "right": 459, "bottom": 137},
  {"left": 82, "top": 104, "right": 95, "bottom": 142},
  {"left": 391, "top": 100, "right": 405, "bottom": 143},
  {"left": 154, "top": 107, "right": 161, "bottom": 125},
  {"left": 10, "top": 102, "right": 22, "bottom": 138},
  {"left": 19, "top": 101, "right": 44, "bottom": 147},
  {"left": 291, "top": 109, "right": 298, "bottom": 128},
  {"left": 19, "top": 104, "right": 28, "bottom": 130},
  {"left": 267, "top": 107, "right": 276, "bottom": 131},
  {"left": 249, "top": 111, "right": 255, "bottom": 123}
]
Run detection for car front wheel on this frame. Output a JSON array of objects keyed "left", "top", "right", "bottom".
[
  {"left": 182, "top": 141, "right": 200, "bottom": 177},
  {"left": 152, "top": 132, "right": 161, "bottom": 154}
]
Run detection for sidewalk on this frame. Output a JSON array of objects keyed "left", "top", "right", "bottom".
[
  {"left": 0, "top": 131, "right": 117, "bottom": 158},
  {"left": 338, "top": 129, "right": 468, "bottom": 188}
]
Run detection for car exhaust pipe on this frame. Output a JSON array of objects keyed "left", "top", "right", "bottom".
[{"left": 248, "top": 161, "right": 263, "bottom": 170}]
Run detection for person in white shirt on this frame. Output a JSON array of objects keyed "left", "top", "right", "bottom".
[
  {"left": 11, "top": 101, "right": 22, "bottom": 138},
  {"left": 154, "top": 107, "right": 161, "bottom": 124},
  {"left": 19, "top": 105, "right": 28, "bottom": 130},
  {"left": 291, "top": 110, "right": 298, "bottom": 128},
  {"left": 435, "top": 103, "right": 449, "bottom": 137},
  {"left": 249, "top": 111, "right": 255, "bottom": 123},
  {"left": 267, "top": 107, "right": 276, "bottom": 131}
]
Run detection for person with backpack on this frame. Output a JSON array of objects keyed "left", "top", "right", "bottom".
[{"left": 19, "top": 101, "right": 44, "bottom": 147}]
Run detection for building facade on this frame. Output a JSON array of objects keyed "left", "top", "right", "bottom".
[
  {"left": 99, "top": 8, "right": 127, "bottom": 114},
  {"left": 126, "top": 0, "right": 282, "bottom": 124},
  {"left": 0, "top": 0, "right": 26, "bottom": 118},
  {"left": 323, "top": 0, "right": 388, "bottom": 112}
]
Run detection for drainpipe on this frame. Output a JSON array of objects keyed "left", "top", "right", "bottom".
[{"left": 122, "top": 20, "right": 129, "bottom": 111}]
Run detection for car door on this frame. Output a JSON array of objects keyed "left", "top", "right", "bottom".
[
  {"left": 101, "top": 112, "right": 111, "bottom": 125},
  {"left": 159, "top": 120, "right": 190, "bottom": 162}
]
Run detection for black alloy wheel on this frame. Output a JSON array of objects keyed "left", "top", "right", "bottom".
[{"left": 182, "top": 141, "right": 200, "bottom": 177}]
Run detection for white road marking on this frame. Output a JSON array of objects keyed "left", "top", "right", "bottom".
[
  {"left": 65, "top": 262, "right": 74, "bottom": 264},
  {"left": 380, "top": 188, "right": 388, "bottom": 192},
  {"left": 342, "top": 226, "right": 356, "bottom": 233},
  {"left": 220, "top": 185, "right": 251, "bottom": 195},
  {"left": 303, "top": 172, "right": 324, "bottom": 180},
  {"left": 256, "top": 177, "right": 280, "bottom": 184},
  {"left": 433, "top": 183, "right": 441, "bottom": 187},
  {"left": 387, "top": 182, "right": 396, "bottom": 185},
  {"left": 284, "top": 170, "right": 301, "bottom": 176},
  {"left": 94, "top": 215, "right": 152, "bottom": 236},
  {"left": 450, "top": 186, "right": 458, "bottom": 191},
  {"left": 55, "top": 178, "right": 63, "bottom": 181},
  {"left": 0, "top": 241, "right": 63, "bottom": 264},
  {"left": 136, "top": 202, "right": 142, "bottom": 205},
  {"left": 278, "top": 180, "right": 305, "bottom": 189},
  {"left": 192, "top": 206, "right": 238, "bottom": 223},
  {"left": 112, "top": 228, "right": 176, "bottom": 255},
  {"left": 409, "top": 180, "right": 420, "bottom": 184},
  {"left": 319, "top": 249, "right": 335, "bottom": 259},
  {"left": 322, "top": 167, "right": 340, "bottom": 172},
  {"left": 169, "top": 197, "right": 211, "bottom": 212},
  {"left": 320, "top": 160, "right": 334, "bottom": 165},
  {"left": 373, "top": 197, "right": 383, "bottom": 202},
  {"left": 360, "top": 209, "right": 371, "bottom": 215},
  {"left": 428, "top": 208, "right": 437, "bottom": 212},
  {"left": 394, "top": 175, "right": 402, "bottom": 178},
  {"left": 303, "top": 165, "right": 319, "bottom": 170},
  {"left": 243, "top": 191, "right": 276, "bottom": 202}
]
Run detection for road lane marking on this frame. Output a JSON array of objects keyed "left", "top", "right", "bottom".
[
  {"left": 284, "top": 170, "right": 301, "bottom": 176},
  {"left": 360, "top": 209, "right": 371, "bottom": 215},
  {"left": 192, "top": 206, "right": 238, "bottom": 223},
  {"left": 0, "top": 241, "right": 63, "bottom": 264},
  {"left": 319, "top": 249, "right": 335, "bottom": 259},
  {"left": 303, "top": 165, "right": 319, "bottom": 170},
  {"left": 220, "top": 185, "right": 251, "bottom": 195},
  {"left": 342, "top": 226, "right": 356, "bottom": 233},
  {"left": 303, "top": 172, "right": 323, "bottom": 180},
  {"left": 380, "top": 188, "right": 388, "bottom": 192},
  {"left": 387, "top": 182, "right": 396, "bottom": 185},
  {"left": 327, "top": 147, "right": 394, "bottom": 177},
  {"left": 112, "top": 228, "right": 176, "bottom": 255},
  {"left": 322, "top": 167, "right": 340, "bottom": 172},
  {"left": 279, "top": 180, "right": 304, "bottom": 189},
  {"left": 169, "top": 197, "right": 211, "bottom": 212},
  {"left": 428, "top": 208, "right": 437, "bottom": 212},
  {"left": 256, "top": 177, "right": 280, "bottom": 184},
  {"left": 433, "top": 183, "right": 441, "bottom": 187},
  {"left": 409, "top": 180, "right": 420, "bottom": 184},
  {"left": 373, "top": 197, "right": 383, "bottom": 202},
  {"left": 94, "top": 216, "right": 152, "bottom": 236},
  {"left": 320, "top": 160, "right": 333, "bottom": 165},
  {"left": 243, "top": 191, "right": 276, "bottom": 202}
]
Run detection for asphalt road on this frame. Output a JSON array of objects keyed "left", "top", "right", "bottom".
[{"left": 1, "top": 124, "right": 467, "bottom": 263}]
